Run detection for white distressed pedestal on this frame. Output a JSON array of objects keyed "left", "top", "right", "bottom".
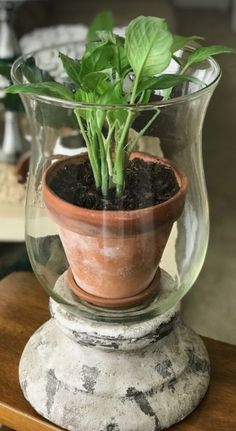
[{"left": 19, "top": 275, "right": 210, "bottom": 431}]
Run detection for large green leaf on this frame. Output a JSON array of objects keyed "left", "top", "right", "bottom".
[
  {"left": 125, "top": 16, "right": 173, "bottom": 78},
  {"left": 58, "top": 52, "right": 81, "bottom": 86},
  {"left": 186, "top": 45, "right": 236, "bottom": 68},
  {"left": 87, "top": 11, "right": 113, "bottom": 42},
  {"left": 86, "top": 33, "right": 130, "bottom": 77},
  {"left": 86, "top": 31, "right": 116, "bottom": 63},
  {"left": 79, "top": 45, "right": 114, "bottom": 78},
  {"left": 7, "top": 82, "right": 74, "bottom": 101}
]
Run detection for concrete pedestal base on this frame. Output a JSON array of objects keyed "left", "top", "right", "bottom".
[{"left": 19, "top": 295, "right": 210, "bottom": 431}]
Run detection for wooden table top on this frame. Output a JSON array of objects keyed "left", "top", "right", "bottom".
[{"left": 0, "top": 272, "right": 236, "bottom": 431}]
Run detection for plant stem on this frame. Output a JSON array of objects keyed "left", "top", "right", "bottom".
[
  {"left": 180, "top": 62, "right": 190, "bottom": 75},
  {"left": 74, "top": 109, "right": 101, "bottom": 189},
  {"left": 105, "top": 119, "right": 116, "bottom": 187},
  {"left": 113, "top": 74, "right": 140, "bottom": 196},
  {"left": 95, "top": 119, "right": 109, "bottom": 197},
  {"left": 88, "top": 117, "right": 99, "bottom": 165}
]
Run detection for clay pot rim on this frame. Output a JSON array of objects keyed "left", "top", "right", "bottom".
[{"left": 42, "top": 151, "right": 188, "bottom": 222}]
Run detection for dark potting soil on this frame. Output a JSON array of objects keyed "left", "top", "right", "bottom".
[{"left": 49, "top": 158, "right": 180, "bottom": 211}]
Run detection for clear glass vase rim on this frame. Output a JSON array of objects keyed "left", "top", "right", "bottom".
[{"left": 11, "top": 42, "right": 222, "bottom": 110}]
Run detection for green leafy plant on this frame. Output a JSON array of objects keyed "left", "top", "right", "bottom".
[{"left": 7, "top": 13, "right": 234, "bottom": 197}]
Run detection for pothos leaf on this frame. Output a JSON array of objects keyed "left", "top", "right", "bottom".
[
  {"left": 6, "top": 82, "right": 74, "bottom": 101},
  {"left": 87, "top": 32, "right": 130, "bottom": 78},
  {"left": 125, "top": 16, "right": 173, "bottom": 78},
  {"left": 171, "top": 35, "right": 204, "bottom": 53},
  {"left": 186, "top": 45, "right": 236, "bottom": 68},
  {"left": 86, "top": 30, "right": 115, "bottom": 57},
  {"left": 58, "top": 52, "right": 81, "bottom": 86},
  {"left": 79, "top": 45, "right": 114, "bottom": 77},
  {"left": 82, "top": 71, "right": 111, "bottom": 94},
  {"left": 137, "top": 73, "right": 204, "bottom": 94},
  {"left": 87, "top": 11, "right": 113, "bottom": 42}
]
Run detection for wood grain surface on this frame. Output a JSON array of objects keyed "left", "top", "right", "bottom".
[
  {"left": 0, "top": 272, "right": 60, "bottom": 431},
  {"left": 0, "top": 272, "right": 236, "bottom": 431}
]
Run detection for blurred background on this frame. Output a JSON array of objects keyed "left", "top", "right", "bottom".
[{"left": 0, "top": 0, "right": 236, "bottom": 344}]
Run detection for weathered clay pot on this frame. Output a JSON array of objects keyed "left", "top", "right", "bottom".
[{"left": 43, "top": 152, "right": 188, "bottom": 307}]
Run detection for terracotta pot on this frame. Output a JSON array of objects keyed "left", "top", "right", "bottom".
[{"left": 43, "top": 152, "right": 188, "bottom": 306}]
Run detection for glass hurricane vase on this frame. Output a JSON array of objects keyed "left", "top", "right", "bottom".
[
  {"left": 11, "top": 43, "right": 221, "bottom": 323},
  {"left": 12, "top": 42, "right": 222, "bottom": 431}
]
